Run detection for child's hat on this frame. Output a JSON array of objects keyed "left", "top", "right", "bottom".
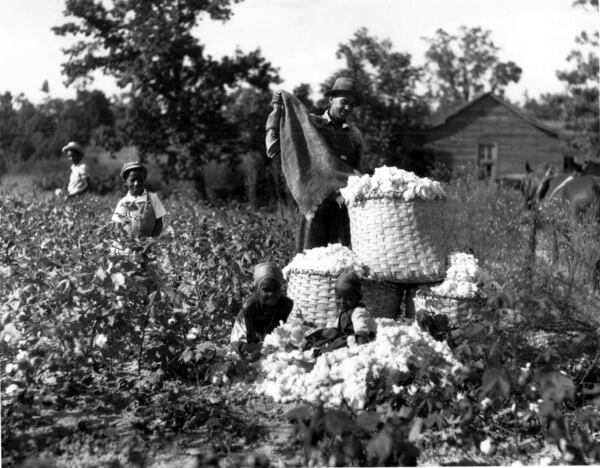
[
  {"left": 120, "top": 161, "right": 148, "bottom": 181},
  {"left": 335, "top": 271, "right": 362, "bottom": 296},
  {"left": 253, "top": 262, "right": 284, "bottom": 287},
  {"left": 62, "top": 141, "right": 84, "bottom": 157}
]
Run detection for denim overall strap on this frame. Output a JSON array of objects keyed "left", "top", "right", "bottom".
[{"left": 138, "top": 192, "right": 157, "bottom": 238}]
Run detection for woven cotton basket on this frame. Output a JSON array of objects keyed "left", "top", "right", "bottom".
[
  {"left": 414, "top": 288, "right": 486, "bottom": 327},
  {"left": 347, "top": 196, "right": 446, "bottom": 283},
  {"left": 286, "top": 271, "right": 405, "bottom": 327},
  {"left": 362, "top": 279, "right": 404, "bottom": 319},
  {"left": 286, "top": 270, "right": 338, "bottom": 328}
]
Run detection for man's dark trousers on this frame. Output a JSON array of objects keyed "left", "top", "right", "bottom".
[{"left": 295, "top": 198, "right": 351, "bottom": 253}]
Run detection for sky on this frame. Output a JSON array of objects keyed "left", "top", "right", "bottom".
[{"left": 0, "top": 0, "right": 598, "bottom": 104}]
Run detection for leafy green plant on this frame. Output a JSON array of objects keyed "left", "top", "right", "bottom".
[
  {"left": 1, "top": 193, "right": 297, "bottom": 464},
  {"left": 3, "top": 174, "right": 600, "bottom": 466}
]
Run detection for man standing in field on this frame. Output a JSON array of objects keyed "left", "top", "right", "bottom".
[
  {"left": 265, "top": 77, "right": 364, "bottom": 253},
  {"left": 63, "top": 141, "right": 90, "bottom": 198}
]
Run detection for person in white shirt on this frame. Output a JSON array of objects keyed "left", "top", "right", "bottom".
[
  {"left": 111, "top": 162, "right": 166, "bottom": 238},
  {"left": 63, "top": 141, "right": 90, "bottom": 197}
]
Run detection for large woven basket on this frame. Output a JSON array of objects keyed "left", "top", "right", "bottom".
[
  {"left": 286, "top": 270, "right": 338, "bottom": 327},
  {"left": 347, "top": 196, "right": 446, "bottom": 283},
  {"left": 286, "top": 271, "right": 405, "bottom": 327},
  {"left": 414, "top": 287, "right": 486, "bottom": 327},
  {"left": 362, "top": 279, "right": 404, "bottom": 319}
]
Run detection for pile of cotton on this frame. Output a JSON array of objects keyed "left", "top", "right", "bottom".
[
  {"left": 430, "top": 252, "right": 487, "bottom": 298},
  {"left": 282, "top": 243, "right": 369, "bottom": 277},
  {"left": 340, "top": 166, "right": 446, "bottom": 204},
  {"left": 255, "top": 318, "right": 461, "bottom": 409}
]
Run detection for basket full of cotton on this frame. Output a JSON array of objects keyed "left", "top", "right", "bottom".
[
  {"left": 283, "top": 244, "right": 402, "bottom": 326},
  {"left": 340, "top": 166, "right": 447, "bottom": 283},
  {"left": 283, "top": 244, "right": 368, "bottom": 327},
  {"left": 414, "top": 252, "right": 488, "bottom": 326}
]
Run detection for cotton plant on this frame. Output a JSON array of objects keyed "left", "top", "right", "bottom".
[
  {"left": 340, "top": 166, "right": 446, "bottom": 204},
  {"left": 430, "top": 252, "right": 488, "bottom": 298},
  {"left": 254, "top": 318, "right": 462, "bottom": 410},
  {"left": 282, "top": 243, "right": 369, "bottom": 277}
]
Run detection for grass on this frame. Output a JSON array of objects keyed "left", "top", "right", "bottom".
[{"left": 0, "top": 147, "right": 165, "bottom": 196}]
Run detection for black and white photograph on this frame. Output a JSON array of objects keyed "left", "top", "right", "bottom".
[{"left": 1, "top": 0, "right": 599, "bottom": 466}]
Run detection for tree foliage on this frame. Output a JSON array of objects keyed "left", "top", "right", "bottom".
[
  {"left": 524, "top": 1, "right": 599, "bottom": 158},
  {"left": 223, "top": 86, "right": 271, "bottom": 152},
  {"left": 555, "top": 0, "right": 599, "bottom": 157},
  {"left": 0, "top": 89, "right": 115, "bottom": 161},
  {"left": 52, "top": 0, "right": 280, "bottom": 177},
  {"left": 320, "top": 28, "right": 430, "bottom": 171},
  {"left": 523, "top": 93, "right": 568, "bottom": 122},
  {"left": 423, "top": 26, "right": 522, "bottom": 117},
  {"left": 292, "top": 83, "right": 317, "bottom": 113}
]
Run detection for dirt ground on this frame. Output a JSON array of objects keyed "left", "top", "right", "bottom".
[{"left": 5, "top": 373, "right": 569, "bottom": 468}]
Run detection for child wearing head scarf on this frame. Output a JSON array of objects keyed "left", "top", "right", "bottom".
[
  {"left": 303, "top": 271, "right": 376, "bottom": 353},
  {"left": 230, "top": 262, "right": 294, "bottom": 359}
]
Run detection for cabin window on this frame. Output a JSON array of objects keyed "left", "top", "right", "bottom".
[{"left": 477, "top": 144, "right": 497, "bottom": 180}]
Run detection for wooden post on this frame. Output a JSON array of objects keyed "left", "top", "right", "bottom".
[{"left": 525, "top": 209, "right": 538, "bottom": 294}]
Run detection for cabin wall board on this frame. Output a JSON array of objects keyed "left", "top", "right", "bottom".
[{"left": 427, "top": 95, "right": 565, "bottom": 177}]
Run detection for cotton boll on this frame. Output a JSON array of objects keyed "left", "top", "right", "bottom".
[
  {"left": 479, "top": 438, "right": 495, "bottom": 455},
  {"left": 5, "top": 384, "right": 20, "bottom": 397}
]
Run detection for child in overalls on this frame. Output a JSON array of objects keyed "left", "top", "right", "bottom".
[
  {"left": 303, "top": 271, "right": 377, "bottom": 354},
  {"left": 230, "top": 263, "right": 294, "bottom": 360},
  {"left": 112, "top": 162, "right": 166, "bottom": 239}
]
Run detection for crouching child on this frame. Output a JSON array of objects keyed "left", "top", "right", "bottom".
[
  {"left": 303, "top": 271, "right": 376, "bottom": 354},
  {"left": 230, "top": 262, "right": 293, "bottom": 360}
]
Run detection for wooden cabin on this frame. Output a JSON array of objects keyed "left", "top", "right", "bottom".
[{"left": 425, "top": 93, "right": 567, "bottom": 181}]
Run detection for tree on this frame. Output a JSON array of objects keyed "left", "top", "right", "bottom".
[
  {"left": 0, "top": 92, "right": 19, "bottom": 153},
  {"left": 320, "top": 28, "right": 430, "bottom": 171},
  {"left": 10, "top": 94, "right": 55, "bottom": 160},
  {"left": 423, "top": 26, "right": 522, "bottom": 117},
  {"left": 523, "top": 93, "right": 568, "bottom": 122},
  {"left": 0, "top": 89, "right": 117, "bottom": 162},
  {"left": 555, "top": 0, "right": 599, "bottom": 158},
  {"left": 292, "top": 83, "right": 317, "bottom": 113},
  {"left": 53, "top": 0, "right": 280, "bottom": 178}
]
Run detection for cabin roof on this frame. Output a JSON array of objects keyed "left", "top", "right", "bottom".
[{"left": 429, "top": 92, "right": 561, "bottom": 139}]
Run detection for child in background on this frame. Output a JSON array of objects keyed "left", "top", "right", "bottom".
[
  {"left": 112, "top": 162, "right": 166, "bottom": 238},
  {"left": 230, "top": 262, "right": 294, "bottom": 360},
  {"left": 303, "top": 271, "right": 376, "bottom": 353},
  {"left": 63, "top": 141, "right": 90, "bottom": 197}
]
